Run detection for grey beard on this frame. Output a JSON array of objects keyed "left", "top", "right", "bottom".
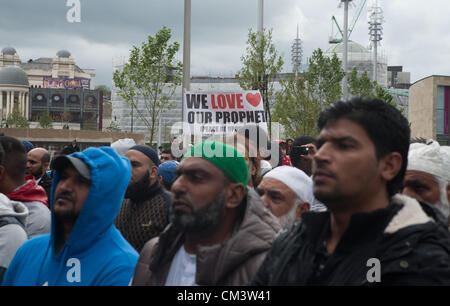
[
  {"left": 171, "top": 189, "right": 227, "bottom": 233},
  {"left": 278, "top": 199, "right": 301, "bottom": 230}
]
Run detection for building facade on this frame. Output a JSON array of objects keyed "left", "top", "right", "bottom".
[
  {"left": 409, "top": 75, "right": 450, "bottom": 145},
  {"left": 0, "top": 47, "right": 102, "bottom": 130},
  {"left": 325, "top": 40, "right": 388, "bottom": 88},
  {"left": 111, "top": 72, "right": 287, "bottom": 144}
]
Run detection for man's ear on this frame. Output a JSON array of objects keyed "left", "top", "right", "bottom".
[
  {"left": 150, "top": 165, "right": 159, "bottom": 179},
  {"left": 43, "top": 162, "right": 50, "bottom": 172},
  {"left": 0, "top": 165, "right": 5, "bottom": 182},
  {"left": 446, "top": 183, "right": 450, "bottom": 205},
  {"left": 0, "top": 165, "right": 10, "bottom": 194},
  {"left": 225, "top": 183, "right": 246, "bottom": 209},
  {"left": 249, "top": 159, "right": 257, "bottom": 176},
  {"left": 295, "top": 201, "right": 310, "bottom": 221},
  {"left": 379, "top": 152, "right": 403, "bottom": 182}
]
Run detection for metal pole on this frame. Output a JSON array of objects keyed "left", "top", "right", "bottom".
[
  {"left": 373, "top": 40, "right": 377, "bottom": 83},
  {"left": 182, "top": 0, "right": 191, "bottom": 122},
  {"left": 342, "top": 0, "right": 350, "bottom": 100},
  {"left": 157, "top": 115, "right": 162, "bottom": 148},
  {"left": 258, "top": 0, "right": 263, "bottom": 33}
]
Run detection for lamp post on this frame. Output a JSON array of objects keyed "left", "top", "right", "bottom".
[
  {"left": 341, "top": 0, "right": 352, "bottom": 100},
  {"left": 182, "top": 0, "right": 191, "bottom": 123}
]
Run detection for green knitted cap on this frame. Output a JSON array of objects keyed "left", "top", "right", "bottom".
[{"left": 184, "top": 141, "right": 248, "bottom": 187}]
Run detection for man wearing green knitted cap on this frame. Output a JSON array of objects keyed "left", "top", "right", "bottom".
[{"left": 132, "top": 141, "right": 280, "bottom": 286}]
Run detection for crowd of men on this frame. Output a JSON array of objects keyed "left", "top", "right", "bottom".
[{"left": 1, "top": 97, "right": 450, "bottom": 286}]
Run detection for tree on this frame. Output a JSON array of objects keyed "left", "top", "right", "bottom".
[
  {"left": 273, "top": 74, "right": 321, "bottom": 137},
  {"left": 6, "top": 110, "right": 29, "bottom": 128},
  {"left": 273, "top": 48, "right": 344, "bottom": 138},
  {"left": 39, "top": 111, "right": 53, "bottom": 129},
  {"left": 347, "top": 68, "right": 377, "bottom": 98},
  {"left": 304, "top": 48, "right": 345, "bottom": 108},
  {"left": 238, "top": 28, "right": 284, "bottom": 133},
  {"left": 113, "top": 26, "right": 182, "bottom": 144},
  {"left": 347, "top": 67, "right": 400, "bottom": 111}
]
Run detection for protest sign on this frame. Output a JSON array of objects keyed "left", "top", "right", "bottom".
[{"left": 183, "top": 90, "right": 268, "bottom": 135}]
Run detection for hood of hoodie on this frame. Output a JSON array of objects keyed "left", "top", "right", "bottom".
[
  {"left": 6, "top": 176, "right": 48, "bottom": 206},
  {"left": 0, "top": 193, "right": 28, "bottom": 225},
  {"left": 49, "top": 146, "right": 131, "bottom": 257}
]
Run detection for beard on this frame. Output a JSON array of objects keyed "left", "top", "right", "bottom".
[
  {"left": 27, "top": 167, "right": 43, "bottom": 179},
  {"left": 171, "top": 189, "right": 226, "bottom": 233},
  {"left": 53, "top": 191, "right": 79, "bottom": 227},
  {"left": 434, "top": 179, "right": 450, "bottom": 218},
  {"left": 125, "top": 170, "right": 151, "bottom": 200},
  {"left": 278, "top": 201, "right": 299, "bottom": 230}
]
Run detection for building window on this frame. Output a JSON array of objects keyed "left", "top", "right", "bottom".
[
  {"left": 437, "top": 86, "right": 449, "bottom": 135},
  {"left": 51, "top": 94, "right": 64, "bottom": 106}
]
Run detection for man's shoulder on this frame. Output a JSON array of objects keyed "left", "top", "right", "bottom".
[
  {"left": 380, "top": 195, "right": 450, "bottom": 270},
  {"left": 95, "top": 227, "right": 139, "bottom": 259},
  {"left": 140, "top": 236, "right": 160, "bottom": 260}
]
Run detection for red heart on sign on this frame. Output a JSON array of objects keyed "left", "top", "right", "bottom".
[{"left": 246, "top": 93, "right": 261, "bottom": 107}]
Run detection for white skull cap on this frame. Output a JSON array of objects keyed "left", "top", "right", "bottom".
[
  {"left": 407, "top": 140, "right": 450, "bottom": 182},
  {"left": 264, "top": 166, "right": 314, "bottom": 207}
]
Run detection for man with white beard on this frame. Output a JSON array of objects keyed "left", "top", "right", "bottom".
[
  {"left": 257, "top": 166, "right": 318, "bottom": 230},
  {"left": 402, "top": 140, "right": 450, "bottom": 226}
]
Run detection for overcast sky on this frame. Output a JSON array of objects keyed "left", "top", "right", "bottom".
[{"left": 2, "top": 0, "right": 449, "bottom": 87}]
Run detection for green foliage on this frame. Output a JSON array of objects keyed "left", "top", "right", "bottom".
[
  {"left": 113, "top": 26, "right": 182, "bottom": 144},
  {"left": 273, "top": 74, "right": 321, "bottom": 137},
  {"left": 304, "top": 49, "right": 345, "bottom": 108},
  {"left": 6, "top": 110, "right": 29, "bottom": 128},
  {"left": 347, "top": 67, "right": 401, "bottom": 111},
  {"left": 273, "top": 48, "right": 344, "bottom": 138},
  {"left": 347, "top": 68, "right": 377, "bottom": 98},
  {"left": 39, "top": 111, "right": 53, "bottom": 129},
  {"left": 238, "top": 28, "right": 284, "bottom": 133}
]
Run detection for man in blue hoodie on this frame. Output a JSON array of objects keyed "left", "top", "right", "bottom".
[{"left": 2, "top": 147, "right": 138, "bottom": 286}]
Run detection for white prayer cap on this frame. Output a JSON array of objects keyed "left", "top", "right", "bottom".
[
  {"left": 264, "top": 166, "right": 314, "bottom": 205},
  {"left": 260, "top": 160, "right": 272, "bottom": 176},
  {"left": 111, "top": 138, "right": 136, "bottom": 156},
  {"left": 407, "top": 140, "right": 450, "bottom": 182}
]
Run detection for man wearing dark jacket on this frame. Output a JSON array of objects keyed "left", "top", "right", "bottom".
[
  {"left": 115, "top": 145, "right": 171, "bottom": 253},
  {"left": 26, "top": 148, "right": 52, "bottom": 201},
  {"left": 132, "top": 141, "right": 280, "bottom": 286},
  {"left": 251, "top": 98, "right": 450, "bottom": 285}
]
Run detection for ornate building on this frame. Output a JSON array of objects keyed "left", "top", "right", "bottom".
[{"left": 0, "top": 47, "right": 100, "bottom": 129}]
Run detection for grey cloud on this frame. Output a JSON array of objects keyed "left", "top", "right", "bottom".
[{"left": 1, "top": 0, "right": 448, "bottom": 86}]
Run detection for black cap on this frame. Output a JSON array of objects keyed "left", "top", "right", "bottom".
[
  {"left": 128, "top": 145, "right": 160, "bottom": 166},
  {"left": 51, "top": 155, "right": 91, "bottom": 180}
]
